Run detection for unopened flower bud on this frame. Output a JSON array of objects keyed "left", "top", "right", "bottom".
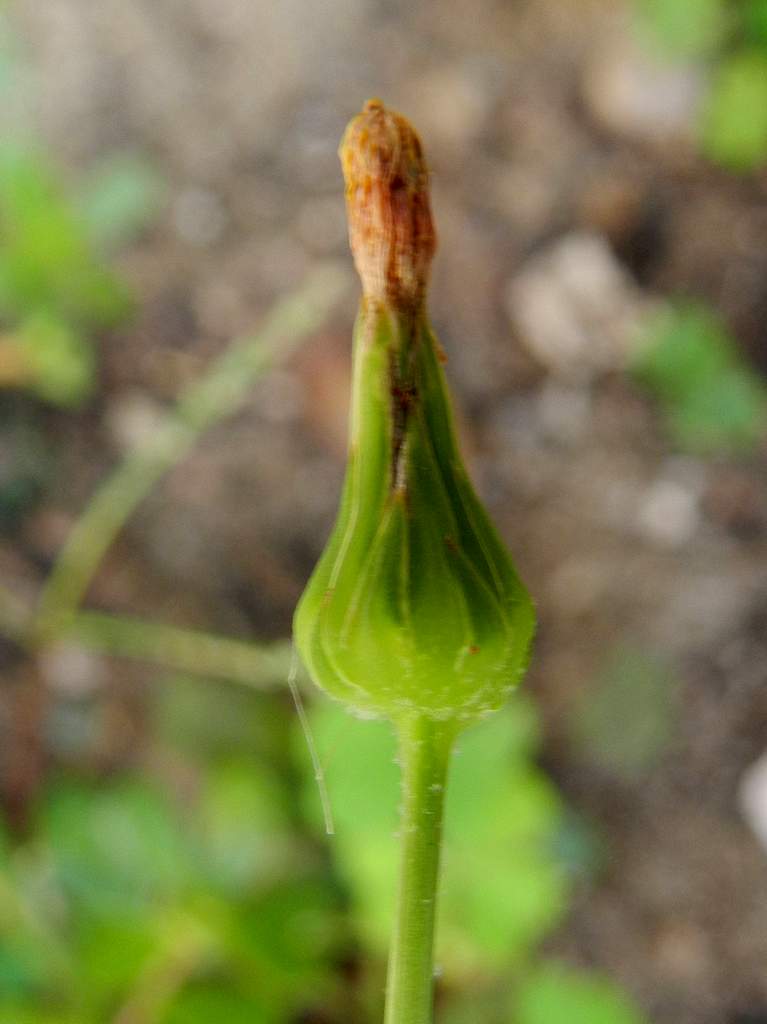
[
  {"left": 294, "top": 101, "right": 534, "bottom": 725},
  {"left": 339, "top": 98, "right": 435, "bottom": 311}
]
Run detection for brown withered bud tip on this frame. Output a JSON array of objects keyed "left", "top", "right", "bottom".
[{"left": 339, "top": 98, "right": 436, "bottom": 310}]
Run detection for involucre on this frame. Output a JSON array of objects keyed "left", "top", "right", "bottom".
[{"left": 294, "top": 100, "right": 534, "bottom": 725}]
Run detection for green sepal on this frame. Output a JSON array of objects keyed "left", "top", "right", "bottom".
[{"left": 294, "top": 302, "right": 535, "bottom": 724}]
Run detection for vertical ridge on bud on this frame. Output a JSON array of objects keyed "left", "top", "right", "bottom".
[{"left": 339, "top": 98, "right": 436, "bottom": 311}]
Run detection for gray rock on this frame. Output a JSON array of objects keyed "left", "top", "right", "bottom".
[{"left": 505, "top": 231, "right": 652, "bottom": 380}]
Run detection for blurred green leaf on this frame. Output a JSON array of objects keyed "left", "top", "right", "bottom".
[
  {"left": 72, "top": 916, "right": 156, "bottom": 1014},
  {"left": 298, "top": 698, "right": 567, "bottom": 971},
  {"left": 0, "top": 940, "right": 44, "bottom": 999},
  {"left": 226, "top": 878, "right": 341, "bottom": 1015},
  {"left": 163, "top": 987, "right": 272, "bottom": 1024},
  {"left": 669, "top": 367, "right": 767, "bottom": 451},
  {"left": 0, "top": 895, "right": 73, "bottom": 1018},
  {"left": 743, "top": 0, "right": 767, "bottom": 44},
  {"left": 633, "top": 303, "right": 767, "bottom": 453},
  {"left": 0, "top": 1007, "right": 84, "bottom": 1024},
  {"left": 16, "top": 313, "right": 94, "bottom": 407},
  {"left": 441, "top": 760, "right": 566, "bottom": 971},
  {"left": 701, "top": 50, "right": 767, "bottom": 169},
  {"left": 636, "top": 0, "right": 728, "bottom": 56},
  {"left": 440, "top": 988, "right": 507, "bottom": 1024},
  {"left": 41, "top": 778, "right": 192, "bottom": 915},
  {"left": 513, "top": 962, "right": 647, "bottom": 1024},
  {"left": 633, "top": 305, "right": 730, "bottom": 401},
  {"left": 231, "top": 878, "right": 340, "bottom": 973},
  {"left": 295, "top": 702, "right": 408, "bottom": 952},
  {"left": 79, "top": 155, "right": 164, "bottom": 251},
  {"left": 0, "top": 146, "right": 132, "bottom": 328},
  {"left": 196, "top": 759, "right": 295, "bottom": 892}
]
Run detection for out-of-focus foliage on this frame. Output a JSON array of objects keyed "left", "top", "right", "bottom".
[
  {"left": 744, "top": 0, "right": 767, "bottom": 42},
  {"left": 0, "top": 4, "right": 162, "bottom": 536},
  {"left": 0, "top": 148, "right": 115, "bottom": 409},
  {"left": 637, "top": 0, "right": 767, "bottom": 168},
  {"left": 701, "top": 50, "right": 767, "bottom": 169},
  {"left": 637, "top": 0, "right": 728, "bottom": 57},
  {"left": 298, "top": 697, "right": 567, "bottom": 972},
  {"left": 0, "top": 149, "right": 157, "bottom": 521},
  {"left": 633, "top": 303, "right": 767, "bottom": 453},
  {"left": 513, "top": 962, "right": 646, "bottom": 1024},
  {"left": 79, "top": 155, "right": 164, "bottom": 253},
  {"left": 0, "top": 148, "right": 131, "bottom": 331},
  {"left": 0, "top": 668, "right": 649, "bottom": 1023},
  {"left": 0, "top": 6, "right": 667, "bottom": 1020},
  {"left": 0, "top": 682, "right": 347, "bottom": 1024},
  {"left": 295, "top": 697, "right": 647, "bottom": 1022},
  {"left": 10, "top": 313, "right": 94, "bottom": 407},
  {"left": 0, "top": 6, "right": 162, "bottom": 410},
  {"left": 0, "top": 146, "right": 161, "bottom": 408}
]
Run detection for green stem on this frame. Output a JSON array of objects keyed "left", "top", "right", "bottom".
[
  {"left": 385, "top": 714, "right": 455, "bottom": 1024},
  {"left": 70, "top": 611, "right": 295, "bottom": 690},
  {"left": 31, "top": 264, "right": 348, "bottom": 645},
  {"left": 0, "top": 580, "right": 298, "bottom": 693}
]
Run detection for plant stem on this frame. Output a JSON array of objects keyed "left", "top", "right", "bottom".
[
  {"left": 31, "top": 264, "right": 348, "bottom": 645},
  {"left": 71, "top": 611, "right": 295, "bottom": 690},
  {"left": 385, "top": 714, "right": 455, "bottom": 1024},
  {"left": 0, "top": 580, "right": 299, "bottom": 692}
]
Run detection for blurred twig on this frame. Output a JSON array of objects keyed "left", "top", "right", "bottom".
[
  {"left": 0, "top": 581, "right": 300, "bottom": 690},
  {"left": 0, "top": 266, "right": 347, "bottom": 692},
  {"left": 72, "top": 611, "right": 296, "bottom": 690},
  {"left": 32, "top": 263, "right": 349, "bottom": 644}
]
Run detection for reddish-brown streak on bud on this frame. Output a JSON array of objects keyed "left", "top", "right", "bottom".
[{"left": 339, "top": 99, "right": 436, "bottom": 311}]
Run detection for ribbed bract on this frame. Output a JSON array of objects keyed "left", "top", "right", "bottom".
[{"left": 294, "top": 302, "right": 535, "bottom": 723}]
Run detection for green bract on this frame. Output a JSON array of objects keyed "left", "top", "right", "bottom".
[{"left": 294, "top": 100, "right": 534, "bottom": 725}]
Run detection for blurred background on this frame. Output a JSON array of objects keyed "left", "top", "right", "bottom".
[{"left": 1, "top": 0, "right": 766, "bottom": 1022}]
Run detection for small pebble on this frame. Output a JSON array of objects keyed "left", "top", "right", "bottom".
[
  {"left": 739, "top": 751, "right": 767, "bottom": 854},
  {"left": 505, "top": 231, "right": 648, "bottom": 380},
  {"left": 583, "top": 33, "right": 704, "bottom": 146},
  {"left": 638, "top": 478, "right": 701, "bottom": 548},
  {"left": 106, "top": 390, "right": 168, "bottom": 453},
  {"left": 39, "top": 644, "right": 107, "bottom": 698}
]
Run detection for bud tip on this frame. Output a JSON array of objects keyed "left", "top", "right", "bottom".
[{"left": 339, "top": 99, "right": 436, "bottom": 309}]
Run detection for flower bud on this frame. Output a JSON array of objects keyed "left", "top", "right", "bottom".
[
  {"left": 294, "top": 101, "right": 534, "bottom": 725},
  {"left": 340, "top": 98, "right": 435, "bottom": 311}
]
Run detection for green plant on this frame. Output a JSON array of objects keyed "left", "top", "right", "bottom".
[
  {"left": 31, "top": 263, "right": 347, "bottom": 645},
  {"left": 0, "top": 91, "right": 649, "bottom": 1023},
  {"left": 701, "top": 48, "right": 767, "bottom": 169},
  {"left": 0, "top": 2, "right": 161, "bottom": 409},
  {"left": 513, "top": 962, "right": 646, "bottom": 1024},
  {"left": 0, "top": 757, "right": 347, "bottom": 1023},
  {"left": 294, "top": 100, "right": 535, "bottom": 1023},
  {"left": 296, "top": 697, "right": 568, "bottom": 979},
  {"left": 0, "top": 146, "right": 137, "bottom": 407},
  {"left": 632, "top": 302, "right": 767, "bottom": 453},
  {"left": 636, "top": 0, "right": 767, "bottom": 168}
]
